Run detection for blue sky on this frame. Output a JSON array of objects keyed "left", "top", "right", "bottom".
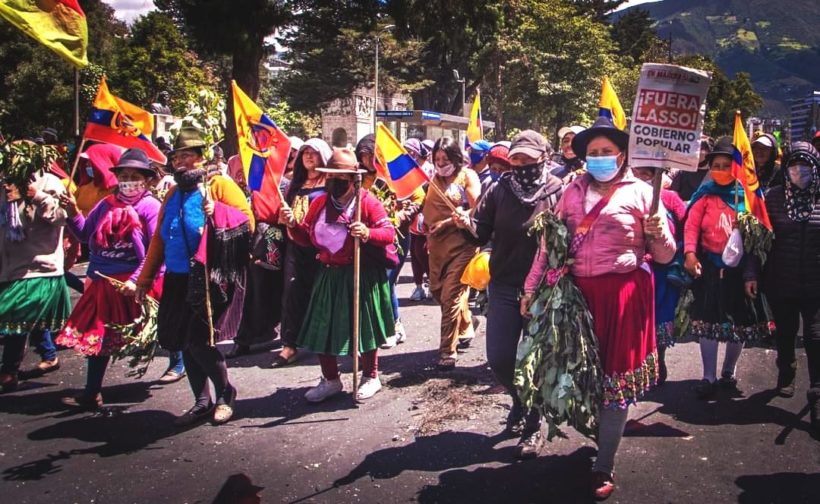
[{"left": 107, "top": 0, "right": 661, "bottom": 23}]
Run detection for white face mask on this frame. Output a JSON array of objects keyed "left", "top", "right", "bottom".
[
  {"left": 435, "top": 163, "right": 456, "bottom": 178},
  {"left": 118, "top": 181, "right": 145, "bottom": 197},
  {"left": 788, "top": 164, "right": 813, "bottom": 190}
]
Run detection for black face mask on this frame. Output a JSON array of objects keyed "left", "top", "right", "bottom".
[{"left": 327, "top": 178, "right": 351, "bottom": 199}]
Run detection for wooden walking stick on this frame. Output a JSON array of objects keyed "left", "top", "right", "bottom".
[
  {"left": 427, "top": 176, "right": 479, "bottom": 238},
  {"left": 649, "top": 167, "right": 664, "bottom": 215},
  {"left": 352, "top": 172, "right": 363, "bottom": 399},
  {"left": 67, "top": 137, "right": 88, "bottom": 182},
  {"left": 201, "top": 165, "right": 216, "bottom": 347}
]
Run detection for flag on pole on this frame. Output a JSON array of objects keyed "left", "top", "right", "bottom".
[
  {"left": 83, "top": 76, "right": 166, "bottom": 164},
  {"left": 465, "top": 89, "right": 483, "bottom": 148},
  {"left": 232, "top": 80, "right": 291, "bottom": 223},
  {"left": 599, "top": 76, "right": 626, "bottom": 130},
  {"left": 375, "top": 123, "right": 430, "bottom": 199},
  {"left": 0, "top": 0, "right": 88, "bottom": 68},
  {"left": 732, "top": 111, "right": 772, "bottom": 230}
]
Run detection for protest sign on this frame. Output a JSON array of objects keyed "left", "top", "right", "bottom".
[{"left": 628, "top": 64, "right": 711, "bottom": 172}]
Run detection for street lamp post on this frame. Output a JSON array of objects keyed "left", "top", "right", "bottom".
[
  {"left": 373, "top": 24, "right": 395, "bottom": 133},
  {"left": 453, "top": 69, "right": 466, "bottom": 116}
]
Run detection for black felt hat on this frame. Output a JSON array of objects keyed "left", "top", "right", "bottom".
[{"left": 570, "top": 117, "right": 629, "bottom": 161}]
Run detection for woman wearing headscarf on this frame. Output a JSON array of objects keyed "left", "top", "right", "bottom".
[
  {"left": 74, "top": 143, "right": 123, "bottom": 216},
  {"left": 523, "top": 118, "right": 674, "bottom": 499},
  {"left": 423, "top": 137, "right": 481, "bottom": 370},
  {"left": 454, "top": 130, "right": 563, "bottom": 459},
  {"left": 136, "top": 127, "right": 253, "bottom": 426},
  {"left": 0, "top": 152, "right": 70, "bottom": 392},
  {"left": 746, "top": 141, "right": 820, "bottom": 434},
  {"left": 274, "top": 138, "right": 332, "bottom": 367},
  {"left": 56, "top": 149, "right": 163, "bottom": 409},
  {"left": 284, "top": 149, "right": 395, "bottom": 401},
  {"left": 684, "top": 137, "right": 768, "bottom": 401}
]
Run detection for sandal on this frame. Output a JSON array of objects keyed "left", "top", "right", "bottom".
[
  {"left": 213, "top": 386, "right": 237, "bottom": 425},
  {"left": 174, "top": 403, "right": 214, "bottom": 427},
  {"left": 436, "top": 356, "right": 457, "bottom": 371},
  {"left": 271, "top": 348, "right": 298, "bottom": 368},
  {"left": 158, "top": 369, "right": 187, "bottom": 384},
  {"left": 62, "top": 393, "right": 103, "bottom": 410}
]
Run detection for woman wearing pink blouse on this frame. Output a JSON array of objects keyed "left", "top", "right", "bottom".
[{"left": 523, "top": 118, "right": 675, "bottom": 501}]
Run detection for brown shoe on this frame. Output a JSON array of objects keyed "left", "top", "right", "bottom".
[
  {"left": 19, "top": 358, "right": 60, "bottom": 379},
  {"left": 0, "top": 373, "right": 18, "bottom": 393},
  {"left": 62, "top": 393, "right": 103, "bottom": 410},
  {"left": 158, "top": 369, "right": 187, "bottom": 384}
]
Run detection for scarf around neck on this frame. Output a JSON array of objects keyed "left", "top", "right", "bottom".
[
  {"left": 784, "top": 160, "right": 820, "bottom": 222},
  {"left": 506, "top": 162, "right": 546, "bottom": 205},
  {"left": 174, "top": 168, "right": 206, "bottom": 192}
]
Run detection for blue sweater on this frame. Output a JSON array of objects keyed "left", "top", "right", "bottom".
[{"left": 159, "top": 188, "right": 205, "bottom": 274}]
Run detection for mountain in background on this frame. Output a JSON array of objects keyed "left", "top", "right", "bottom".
[{"left": 621, "top": 0, "right": 820, "bottom": 117}]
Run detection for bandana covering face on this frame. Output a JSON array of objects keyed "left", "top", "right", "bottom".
[
  {"left": 508, "top": 162, "right": 545, "bottom": 204},
  {"left": 785, "top": 157, "right": 820, "bottom": 222}
]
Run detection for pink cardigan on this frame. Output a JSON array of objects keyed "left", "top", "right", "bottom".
[
  {"left": 524, "top": 172, "right": 676, "bottom": 294},
  {"left": 683, "top": 194, "right": 734, "bottom": 255}
]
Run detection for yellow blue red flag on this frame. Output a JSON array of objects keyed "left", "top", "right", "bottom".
[
  {"left": 599, "top": 76, "right": 626, "bottom": 130},
  {"left": 732, "top": 111, "right": 772, "bottom": 230},
  {"left": 0, "top": 0, "right": 88, "bottom": 68},
  {"left": 375, "top": 123, "right": 429, "bottom": 199},
  {"left": 83, "top": 76, "right": 166, "bottom": 164},
  {"left": 232, "top": 80, "right": 291, "bottom": 223},
  {"left": 466, "top": 89, "right": 483, "bottom": 147}
]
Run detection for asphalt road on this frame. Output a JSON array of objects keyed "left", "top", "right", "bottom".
[{"left": 1, "top": 264, "right": 818, "bottom": 503}]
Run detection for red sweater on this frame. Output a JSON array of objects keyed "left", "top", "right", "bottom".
[
  {"left": 290, "top": 190, "right": 395, "bottom": 266},
  {"left": 684, "top": 194, "right": 735, "bottom": 255}
]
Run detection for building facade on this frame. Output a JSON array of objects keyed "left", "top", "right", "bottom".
[{"left": 790, "top": 91, "right": 820, "bottom": 141}]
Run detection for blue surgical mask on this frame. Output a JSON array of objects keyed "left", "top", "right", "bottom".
[
  {"left": 85, "top": 166, "right": 95, "bottom": 178},
  {"left": 586, "top": 155, "right": 621, "bottom": 182}
]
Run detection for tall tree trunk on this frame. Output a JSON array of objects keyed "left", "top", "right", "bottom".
[{"left": 224, "top": 42, "right": 264, "bottom": 158}]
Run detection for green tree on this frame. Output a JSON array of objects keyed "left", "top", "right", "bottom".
[
  {"left": 111, "top": 11, "right": 214, "bottom": 115},
  {"left": 611, "top": 8, "right": 661, "bottom": 64},
  {"left": 0, "top": 0, "right": 125, "bottom": 139}
]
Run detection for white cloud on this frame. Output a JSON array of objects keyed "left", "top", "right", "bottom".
[{"left": 105, "top": 0, "right": 156, "bottom": 24}]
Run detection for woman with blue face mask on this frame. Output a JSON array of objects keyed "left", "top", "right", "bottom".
[
  {"left": 524, "top": 117, "right": 675, "bottom": 500},
  {"left": 745, "top": 141, "right": 820, "bottom": 435}
]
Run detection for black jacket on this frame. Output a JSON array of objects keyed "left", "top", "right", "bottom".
[
  {"left": 468, "top": 173, "right": 563, "bottom": 288},
  {"left": 756, "top": 186, "right": 820, "bottom": 298}
]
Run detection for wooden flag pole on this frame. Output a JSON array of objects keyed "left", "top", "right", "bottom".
[
  {"left": 352, "top": 173, "right": 363, "bottom": 400},
  {"left": 427, "top": 175, "right": 479, "bottom": 238},
  {"left": 68, "top": 137, "right": 88, "bottom": 182}
]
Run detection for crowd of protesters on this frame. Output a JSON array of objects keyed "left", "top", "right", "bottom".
[{"left": 2, "top": 121, "right": 820, "bottom": 501}]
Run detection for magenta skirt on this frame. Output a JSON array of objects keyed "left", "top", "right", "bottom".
[{"left": 575, "top": 267, "right": 658, "bottom": 409}]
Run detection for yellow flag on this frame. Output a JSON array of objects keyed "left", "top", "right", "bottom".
[
  {"left": 599, "top": 76, "right": 626, "bottom": 130},
  {"left": 466, "top": 89, "right": 483, "bottom": 146}
]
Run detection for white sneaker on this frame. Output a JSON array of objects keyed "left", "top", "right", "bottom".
[
  {"left": 305, "top": 377, "right": 343, "bottom": 403},
  {"left": 380, "top": 335, "right": 398, "bottom": 349},
  {"left": 409, "top": 286, "right": 425, "bottom": 301},
  {"left": 356, "top": 376, "right": 382, "bottom": 401},
  {"left": 424, "top": 285, "right": 432, "bottom": 299},
  {"left": 394, "top": 320, "right": 407, "bottom": 344}
]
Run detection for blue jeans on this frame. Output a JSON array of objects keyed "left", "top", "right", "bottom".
[
  {"left": 35, "top": 329, "right": 57, "bottom": 362},
  {"left": 168, "top": 351, "right": 185, "bottom": 374},
  {"left": 386, "top": 231, "right": 411, "bottom": 321}
]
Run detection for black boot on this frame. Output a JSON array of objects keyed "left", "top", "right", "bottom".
[
  {"left": 776, "top": 360, "right": 797, "bottom": 398},
  {"left": 808, "top": 388, "right": 820, "bottom": 437},
  {"left": 657, "top": 348, "right": 668, "bottom": 386}
]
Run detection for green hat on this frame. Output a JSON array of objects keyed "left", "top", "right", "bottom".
[{"left": 172, "top": 127, "right": 207, "bottom": 152}]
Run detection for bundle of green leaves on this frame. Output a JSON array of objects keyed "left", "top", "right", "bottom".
[
  {"left": 107, "top": 296, "right": 160, "bottom": 379},
  {"left": 514, "top": 211, "right": 604, "bottom": 441},
  {"left": 0, "top": 140, "right": 59, "bottom": 192},
  {"left": 737, "top": 212, "right": 774, "bottom": 265}
]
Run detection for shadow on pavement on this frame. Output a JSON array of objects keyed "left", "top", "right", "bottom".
[
  {"left": 417, "top": 446, "right": 598, "bottom": 504},
  {"left": 736, "top": 471, "right": 820, "bottom": 504},
  {"left": 237, "top": 386, "right": 357, "bottom": 429},
  {"left": 2, "top": 408, "right": 178, "bottom": 482},
  {"left": 0, "top": 381, "right": 156, "bottom": 416}
]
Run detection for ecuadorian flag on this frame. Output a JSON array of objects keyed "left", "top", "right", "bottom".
[
  {"left": 732, "top": 111, "right": 772, "bottom": 230},
  {"left": 232, "top": 80, "right": 291, "bottom": 224},
  {"left": 375, "top": 123, "right": 429, "bottom": 199},
  {"left": 465, "top": 89, "right": 483, "bottom": 147},
  {"left": 83, "top": 76, "right": 166, "bottom": 164},
  {"left": 0, "top": 0, "right": 88, "bottom": 68},
  {"left": 599, "top": 76, "right": 626, "bottom": 130}
]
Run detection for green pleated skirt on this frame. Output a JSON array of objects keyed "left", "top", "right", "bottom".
[
  {"left": 297, "top": 265, "right": 394, "bottom": 356},
  {"left": 0, "top": 276, "right": 71, "bottom": 335}
]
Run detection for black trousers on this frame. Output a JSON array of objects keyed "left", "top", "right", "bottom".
[
  {"left": 769, "top": 296, "right": 820, "bottom": 388},
  {"left": 234, "top": 262, "right": 283, "bottom": 346}
]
